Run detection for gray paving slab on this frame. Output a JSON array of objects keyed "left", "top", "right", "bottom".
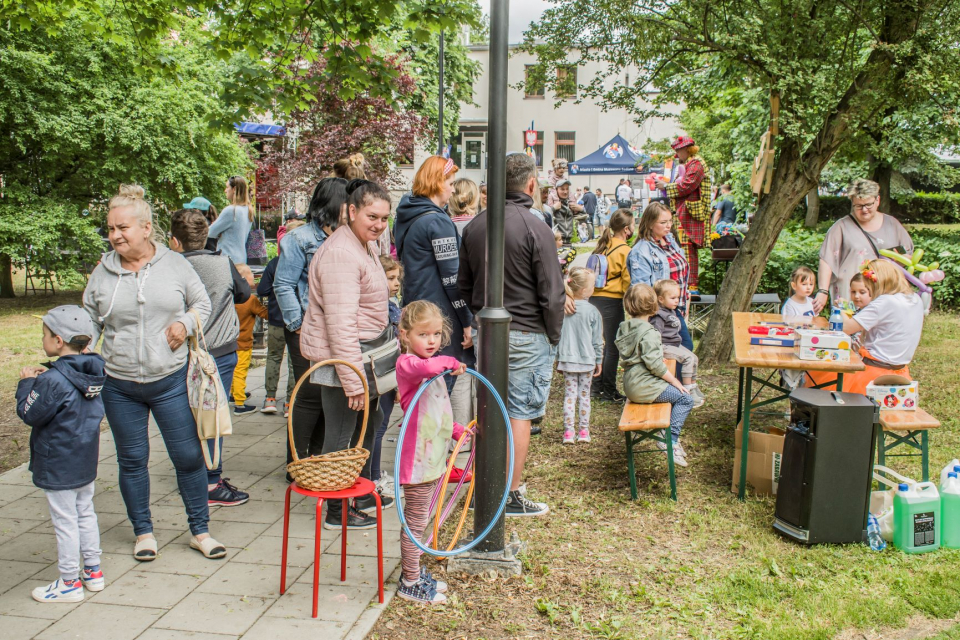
[{"left": 0, "top": 363, "right": 400, "bottom": 639}]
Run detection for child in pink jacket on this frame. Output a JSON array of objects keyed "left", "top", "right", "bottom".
[{"left": 394, "top": 301, "right": 467, "bottom": 605}]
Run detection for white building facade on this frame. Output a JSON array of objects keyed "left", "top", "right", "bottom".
[{"left": 401, "top": 44, "right": 683, "bottom": 193}]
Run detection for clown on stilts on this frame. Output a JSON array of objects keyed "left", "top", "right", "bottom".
[{"left": 655, "top": 136, "right": 712, "bottom": 298}]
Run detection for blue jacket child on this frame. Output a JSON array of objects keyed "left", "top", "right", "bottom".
[{"left": 16, "top": 352, "right": 106, "bottom": 491}]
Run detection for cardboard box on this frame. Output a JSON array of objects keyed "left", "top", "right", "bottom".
[
  {"left": 796, "top": 346, "right": 851, "bottom": 362},
  {"left": 796, "top": 328, "right": 852, "bottom": 351},
  {"left": 866, "top": 374, "right": 918, "bottom": 410},
  {"left": 731, "top": 424, "right": 785, "bottom": 496}
]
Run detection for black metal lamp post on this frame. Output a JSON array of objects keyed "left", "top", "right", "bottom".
[{"left": 473, "top": 0, "right": 510, "bottom": 554}]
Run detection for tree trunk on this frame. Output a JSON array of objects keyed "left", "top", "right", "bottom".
[
  {"left": 697, "top": 144, "right": 818, "bottom": 366},
  {"left": 873, "top": 162, "right": 893, "bottom": 214},
  {"left": 0, "top": 253, "right": 15, "bottom": 298},
  {"left": 804, "top": 187, "right": 821, "bottom": 227}
]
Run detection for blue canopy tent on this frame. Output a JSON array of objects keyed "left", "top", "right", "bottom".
[
  {"left": 234, "top": 122, "right": 286, "bottom": 138},
  {"left": 567, "top": 134, "right": 662, "bottom": 176}
]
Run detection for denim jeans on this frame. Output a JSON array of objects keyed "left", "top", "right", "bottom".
[
  {"left": 677, "top": 308, "right": 694, "bottom": 351},
  {"left": 102, "top": 364, "right": 210, "bottom": 536},
  {"left": 208, "top": 351, "right": 238, "bottom": 485}
]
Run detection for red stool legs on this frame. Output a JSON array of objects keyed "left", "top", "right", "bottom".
[
  {"left": 374, "top": 490, "right": 384, "bottom": 603},
  {"left": 341, "top": 498, "right": 348, "bottom": 581},
  {"left": 312, "top": 497, "right": 324, "bottom": 618},
  {"left": 280, "top": 484, "right": 292, "bottom": 594}
]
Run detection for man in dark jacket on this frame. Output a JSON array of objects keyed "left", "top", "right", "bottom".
[
  {"left": 581, "top": 185, "right": 598, "bottom": 240},
  {"left": 17, "top": 305, "right": 107, "bottom": 602},
  {"left": 458, "top": 152, "right": 565, "bottom": 517},
  {"left": 394, "top": 191, "right": 474, "bottom": 373}
]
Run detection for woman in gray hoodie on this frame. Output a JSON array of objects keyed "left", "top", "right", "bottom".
[{"left": 83, "top": 185, "right": 226, "bottom": 561}]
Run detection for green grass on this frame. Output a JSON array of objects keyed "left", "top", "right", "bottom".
[
  {"left": 0, "top": 291, "right": 84, "bottom": 471},
  {"left": 372, "top": 311, "right": 960, "bottom": 640}
]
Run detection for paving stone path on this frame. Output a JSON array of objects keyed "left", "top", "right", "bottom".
[{"left": 0, "top": 363, "right": 408, "bottom": 640}]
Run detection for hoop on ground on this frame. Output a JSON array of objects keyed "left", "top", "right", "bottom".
[{"left": 393, "top": 368, "right": 514, "bottom": 557}]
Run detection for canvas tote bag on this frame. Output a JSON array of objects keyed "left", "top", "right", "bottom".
[{"left": 186, "top": 309, "right": 233, "bottom": 469}]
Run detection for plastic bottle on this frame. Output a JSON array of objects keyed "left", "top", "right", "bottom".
[
  {"left": 867, "top": 512, "right": 887, "bottom": 551},
  {"left": 940, "top": 460, "right": 960, "bottom": 489},
  {"left": 941, "top": 473, "right": 960, "bottom": 549},
  {"left": 829, "top": 307, "right": 844, "bottom": 332},
  {"left": 893, "top": 482, "right": 941, "bottom": 553}
]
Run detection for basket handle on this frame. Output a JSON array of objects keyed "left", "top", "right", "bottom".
[{"left": 286, "top": 358, "right": 370, "bottom": 463}]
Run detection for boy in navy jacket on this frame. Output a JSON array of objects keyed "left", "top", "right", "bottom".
[{"left": 16, "top": 305, "right": 106, "bottom": 603}]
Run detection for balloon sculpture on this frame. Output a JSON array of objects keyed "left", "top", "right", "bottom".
[{"left": 878, "top": 248, "right": 945, "bottom": 292}]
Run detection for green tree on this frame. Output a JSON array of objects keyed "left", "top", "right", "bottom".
[
  {"left": 1, "top": 0, "right": 482, "bottom": 123},
  {"left": 0, "top": 13, "right": 251, "bottom": 296},
  {"left": 389, "top": 26, "right": 481, "bottom": 149},
  {"left": 522, "top": 0, "right": 960, "bottom": 363}
]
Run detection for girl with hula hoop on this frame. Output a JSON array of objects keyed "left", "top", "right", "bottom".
[{"left": 394, "top": 301, "right": 469, "bottom": 604}]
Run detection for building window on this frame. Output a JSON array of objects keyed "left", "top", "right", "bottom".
[
  {"left": 524, "top": 65, "right": 545, "bottom": 99},
  {"left": 556, "top": 66, "right": 577, "bottom": 99},
  {"left": 555, "top": 132, "right": 576, "bottom": 163},
  {"left": 522, "top": 131, "right": 545, "bottom": 168}
]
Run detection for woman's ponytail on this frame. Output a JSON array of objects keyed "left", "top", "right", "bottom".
[
  {"left": 593, "top": 227, "right": 614, "bottom": 255},
  {"left": 594, "top": 209, "right": 633, "bottom": 255}
]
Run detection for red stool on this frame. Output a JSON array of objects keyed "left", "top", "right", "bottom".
[{"left": 279, "top": 478, "right": 384, "bottom": 618}]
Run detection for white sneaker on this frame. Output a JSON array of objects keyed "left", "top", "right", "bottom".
[
  {"left": 687, "top": 384, "right": 705, "bottom": 408},
  {"left": 672, "top": 441, "right": 689, "bottom": 467},
  {"left": 377, "top": 472, "right": 401, "bottom": 498},
  {"left": 32, "top": 578, "right": 84, "bottom": 603}
]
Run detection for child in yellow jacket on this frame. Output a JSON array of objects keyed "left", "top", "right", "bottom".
[{"left": 232, "top": 264, "right": 268, "bottom": 413}]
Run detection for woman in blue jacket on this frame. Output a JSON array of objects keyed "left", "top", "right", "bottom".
[
  {"left": 394, "top": 156, "right": 473, "bottom": 371},
  {"left": 273, "top": 177, "right": 348, "bottom": 472},
  {"left": 627, "top": 203, "right": 695, "bottom": 351}
]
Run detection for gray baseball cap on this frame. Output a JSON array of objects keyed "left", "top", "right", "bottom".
[
  {"left": 555, "top": 178, "right": 572, "bottom": 188},
  {"left": 36, "top": 305, "right": 96, "bottom": 343}
]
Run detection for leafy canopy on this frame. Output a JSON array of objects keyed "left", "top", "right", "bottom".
[
  {"left": 521, "top": 0, "right": 960, "bottom": 175},
  {"left": 1, "top": 0, "right": 482, "bottom": 122},
  {"left": 0, "top": 12, "right": 251, "bottom": 207}
]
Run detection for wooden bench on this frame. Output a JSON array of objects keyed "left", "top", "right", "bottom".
[
  {"left": 618, "top": 359, "right": 679, "bottom": 501},
  {"left": 878, "top": 408, "right": 941, "bottom": 482}
]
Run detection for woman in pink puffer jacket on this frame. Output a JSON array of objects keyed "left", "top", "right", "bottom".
[{"left": 300, "top": 179, "right": 393, "bottom": 530}]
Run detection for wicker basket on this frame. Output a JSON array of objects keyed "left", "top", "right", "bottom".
[{"left": 286, "top": 359, "right": 370, "bottom": 491}]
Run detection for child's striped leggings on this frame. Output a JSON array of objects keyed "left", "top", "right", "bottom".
[{"left": 399, "top": 479, "right": 439, "bottom": 582}]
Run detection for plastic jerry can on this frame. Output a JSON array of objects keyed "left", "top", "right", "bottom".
[
  {"left": 941, "top": 473, "right": 960, "bottom": 549},
  {"left": 894, "top": 482, "right": 940, "bottom": 553},
  {"left": 940, "top": 461, "right": 960, "bottom": 489}
]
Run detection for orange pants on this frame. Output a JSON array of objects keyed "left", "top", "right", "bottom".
[{"left": 806, "top": 347, "right": 910, "bottom": 395}]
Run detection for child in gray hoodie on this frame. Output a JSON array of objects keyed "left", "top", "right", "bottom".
[{"left": 556, "top": 268, "right": 604, "bottom": 444}]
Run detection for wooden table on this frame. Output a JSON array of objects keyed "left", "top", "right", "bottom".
[
  {"left": 731, "top": 312, "right": 865, "bottom": 500},
  {"left": 689, "top": 294, "right": 781, "bottom": 338}
]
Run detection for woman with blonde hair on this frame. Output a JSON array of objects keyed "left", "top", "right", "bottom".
[
  {"left": 809, "top": 258, "right": 923, "bottom": 394},
  {"left": 449, "top": 177, "right": 479, "bottom": 234},
  {"left": 813, "top": 178, "right": 914, "bottom": 313},
  {"left": 83, "top": 185, "right": 227, "bottom": 560},
  {"left": 333, "top": 153, "right": 367, "bottom": 180},
  {"left": 208, "top": 175, "right": 253, "bottom": 265}
]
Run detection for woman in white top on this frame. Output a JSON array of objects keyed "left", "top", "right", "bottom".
[
  {"left": 207, "top": 176, "right": 253, "bottom": 265},
  {"left": 808, "top": 259, "right": 923, "bottom": 394}
]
